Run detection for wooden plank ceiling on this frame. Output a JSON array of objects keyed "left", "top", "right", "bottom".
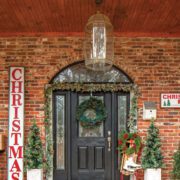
[{"left": 0, "top": 0, "right": 179, "bottom": 36}]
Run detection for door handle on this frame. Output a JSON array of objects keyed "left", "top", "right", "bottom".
[{"left": 107, "top": 131, "right": 111, "bottom": 152}]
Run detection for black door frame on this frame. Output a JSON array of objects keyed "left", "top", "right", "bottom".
[{"left": 53, "top": 90, "right": 130, "bottom": 180}]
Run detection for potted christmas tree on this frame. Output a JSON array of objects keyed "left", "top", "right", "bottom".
[
  {"left": 171, "top": 144, "right": 180, "bottom": 179},
  {"left": 141, "top": 120, "right": 163, "bottom": 180},
  {"left": 24, "top": 121, "right": 43, "bottom": 180}
]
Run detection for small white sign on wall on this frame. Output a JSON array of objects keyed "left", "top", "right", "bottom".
[
  {"left": 161, "top": 93, "right": 180, "bottom": 108},
  {"left": 8, "top": 67, "right": 24, "bottom": 180},
  {"left": 143, "top": 102, "right": 157, "bottom": 120}
]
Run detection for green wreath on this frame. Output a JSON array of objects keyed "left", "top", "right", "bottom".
[
  {"left": 117, "top": 130, "right": 142, "bottom": 155},
  {"left": 76, "top": 97, "right": 107, "bottom": 129}
]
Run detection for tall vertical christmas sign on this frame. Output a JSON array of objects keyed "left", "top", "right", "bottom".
[{"left": 8, "top": 67, "right": 24, "bottom": 180}]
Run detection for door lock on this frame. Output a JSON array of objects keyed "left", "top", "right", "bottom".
[{"left": 107, "top": 131, "right": 111, "bottom": 151}]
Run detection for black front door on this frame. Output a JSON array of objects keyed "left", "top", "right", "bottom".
[
  {"left": 71, "top": 92, "right": 112, "bottom": 180},
  {"left": 53, "top": 91, "right": 130, "bottom": 180}
]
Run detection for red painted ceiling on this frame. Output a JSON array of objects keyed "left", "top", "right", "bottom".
[{"left": 0, "top": 0, "right": 179, "bottom": 36}]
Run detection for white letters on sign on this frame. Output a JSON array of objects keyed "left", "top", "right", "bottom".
[
  {"left": 8, "top": 67, "right": 24, "bottom": 180},
  {"left": 161, "top": 93, "right": 180, "bottom": 108}
]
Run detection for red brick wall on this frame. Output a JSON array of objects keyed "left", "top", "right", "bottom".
[{"left": 0, "top": 36, "right": 179, "bottom": 180}]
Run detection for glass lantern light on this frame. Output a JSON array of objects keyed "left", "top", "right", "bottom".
[{"left": 84, "top": 11, "right": 114, "bottom": 71}]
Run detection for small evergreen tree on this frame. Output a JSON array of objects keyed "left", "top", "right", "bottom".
[
  {"left": 163, "top": 101, "right": 166, "bottom": 106},
  {"left": 167, "top": 99, "right": 171, "bottom": 106},
  {"left": 141, "top": 120, "right": 163, "bottom": 169},
  {"left": 24, "top": 121, "right": 43, "bottom": 170},
  {"left": 171, "top": 145, "right": 180, "bottom": 179}
]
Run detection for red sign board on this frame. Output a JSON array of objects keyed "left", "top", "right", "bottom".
[{"left": 8, "top": 67, "right": 24, "bottom": 180}]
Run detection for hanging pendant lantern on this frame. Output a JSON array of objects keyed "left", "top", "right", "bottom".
[{"left": 84, "top": 11, "right": 114, "bottom": 71}]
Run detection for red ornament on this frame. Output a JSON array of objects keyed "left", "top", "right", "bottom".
[
  {"left": 133, "top": 133, "right": 137, "bottom": 138},
  {"left": 118, "top": 140, "right": 123, "bottom": 145},
  {"left": 123, "top": 133, "right": 128, "bottom": 139}
]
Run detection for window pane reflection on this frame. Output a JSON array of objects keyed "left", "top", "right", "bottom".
[
  {"left": 53, "top": 63, "right": 131, "bottom": 83},
  {"left": 56, "top": 96, "right": 65, "bottom": 169},
  {"left": 118, "top": 96, "right": 127, "bottom": 132},
  {"left": 118, "top": 96, "right": 127, "bottom": 168}
]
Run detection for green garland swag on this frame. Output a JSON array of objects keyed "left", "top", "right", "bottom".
[
  {"left": 44, "top": 82, "right": 139, "bottom": 178},
  {"left": 76, "top": 97, "right": 107, "bottom": 128},
  {"left": 117, "top": 130, "right": 142, "bottom": 155}
]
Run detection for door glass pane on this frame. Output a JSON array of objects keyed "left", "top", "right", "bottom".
[
  {"left": 118, "top": 95, "right": 127, "bottom": 168},
  {"left": 56, "top": 95, "right": 65, "bottom": 169},
  {"left": 79, "top": 96, "right": 104, "bottom": 137},
  {"left": 118, "top": 96, "right": 127, "bottom": 132}
]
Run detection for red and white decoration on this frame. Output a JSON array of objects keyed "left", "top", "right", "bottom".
[
  {"left": 161, "top": 93, "right": 180, "bottom": 108},
  {"left": 8, "top": 67, "right": 24, "bottom": 180}
]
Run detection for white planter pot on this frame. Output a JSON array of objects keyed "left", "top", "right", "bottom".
[
  {"left": 144, "top": 168, "right": 161, "bottom": 180},
  {"left": 27, "top": 169, "right": 43, "bottom": 180}
]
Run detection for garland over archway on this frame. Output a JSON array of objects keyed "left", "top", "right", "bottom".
[{"left": 44, "top": 82, "right": 140, "bottom": 177}]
